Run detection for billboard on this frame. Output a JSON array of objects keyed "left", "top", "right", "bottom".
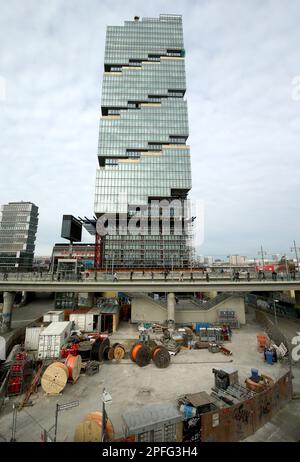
[{"left": 61, "top": 215, "right": 82, "bottom": 242}]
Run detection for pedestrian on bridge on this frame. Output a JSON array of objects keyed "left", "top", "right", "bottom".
[
  {"left": 291, "top": 270, "right": 296, "bottom": 280},
  {"left": 113, "top": 272, "right": 118, "bottom": 282},
  {"left": 130, "top": 271, "right": 133, "bottom": 281},
  {"left": 179, "top": 271, "right": 184, "bottom": 282},
  {"left": 151, "top": 271, "right": 154, "bottom": 280},
  {"left": 190, "top": 272, "right": 194, "bottom": 281},
  {"left": 258, "top": 270, "right": 262, "bottom": 281},
  {"left": 206, "top": 272, "right": 209, "bottom": 282},
  {"left": 279, "top": 271, "right": 284, "bottom": 281},
  {"left": 247, "top": 271, "right": 250, "bottom": 281}
]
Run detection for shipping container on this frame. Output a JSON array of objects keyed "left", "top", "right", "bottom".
[
  {"left": 38, "top": 321, "right": 72, "bottom": 359},
  {"left": 43, "top": 311, "right": 64, "bottom": 323},
  {"left": 24, "top": 326, "right": 44, "bottom": 351},
  {"left": 69, "top": 313, "right": 87, "bottom": 330},
  {"left": 69, "top": 308, "right": 101, "bottom": 332},
  {"left": 0, "top": 336, "right": 5, "bottom": 360}
]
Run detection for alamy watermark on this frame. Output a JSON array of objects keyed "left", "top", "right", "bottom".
[
  {"left": 0, "top": 76, "right": 6, "bottom": 102},
  {"left": 292, "top": 333, "right": 300, "bottom": 362},
  {"left": 96, "top": 194, "right": 204, "bottom": 248},
  {"left": 291, "top": 75, "right": 300, "bottom": 101}
]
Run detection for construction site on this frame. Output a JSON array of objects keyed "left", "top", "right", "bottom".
[
  {"left": 0, "top": 8, "right": 300, "bottom": 446},
  {"left": 0, "top": 286, "right": 299, "bottom": 443}
]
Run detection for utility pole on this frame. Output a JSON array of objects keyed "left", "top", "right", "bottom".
[
  {"left": 291, "top": 240, "right": 300, "bottom": 274},
  {"left": 54, "top": 403, "right": 59, "bottom": 442},
  {"left": 10, "top": 404, "right": 18, "bottom": 442},
  {"left": 258, "top": 246, "right": 267, "bottom": 269}
]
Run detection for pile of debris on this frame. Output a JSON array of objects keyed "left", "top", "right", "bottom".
[
  {"left": 256, "top": 332, "right": 289, "bottom": 365},
  {"left": 137, "top": 322, "right": 233, "bottom": 357}
]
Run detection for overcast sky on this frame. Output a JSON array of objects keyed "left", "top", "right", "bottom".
[{"left": 0, "top": 0, "right": 300, "bottom": 259}]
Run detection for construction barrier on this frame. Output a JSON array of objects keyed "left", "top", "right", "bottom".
[{"left": 200, "top": 371, "right": 293, "bottom": 442}]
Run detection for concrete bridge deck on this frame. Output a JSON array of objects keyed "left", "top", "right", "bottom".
[{"left": 0, "top": 278, "right": 300, "bottom": 293}]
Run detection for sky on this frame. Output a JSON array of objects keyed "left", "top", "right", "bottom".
[{"left": 0, "top": 0, "right": 300, "bottom": 259}]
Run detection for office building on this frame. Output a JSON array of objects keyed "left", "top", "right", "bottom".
[
  {"left": 0, "top": 202, "right": 39, "bottom": 271},
  {"left": 93, "top": 14, "right": 192, "bottom": 268}
]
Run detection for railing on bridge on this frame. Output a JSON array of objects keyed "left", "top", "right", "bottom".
[{"left": 0, "top": 270, "right": 299, "bottom": 283}]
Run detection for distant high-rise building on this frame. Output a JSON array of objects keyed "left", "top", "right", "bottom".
[
  {"left": 229, "top": 255, "right": 248, "bottom": 265},
  {"left": 204, "top": 256, "right": 214, "bottom": 266},
  {"left": 0, "top": 202, "right": 39, "bottom": 271},
  {"left": 93, "top": 14, "right": 192, "bottom": 268}
]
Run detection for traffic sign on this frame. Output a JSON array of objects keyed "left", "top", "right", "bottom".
[{"left": 57, "top": 401, "right": 79, "bottom": 411}]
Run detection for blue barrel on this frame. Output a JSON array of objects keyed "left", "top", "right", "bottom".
[
  {"left": 195, "top": 322, "right": 210, "bottom": 332},
  {"left": 251, "top": 368, "right": 259, "bottom": 378},
  {"left": 181, "top": 405, "right": 196, "bottom": 420},
  {"left": 265, "top": 350, "right": 274, "bottom": 365}
]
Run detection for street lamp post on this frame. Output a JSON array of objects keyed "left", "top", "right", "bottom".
[
  {"left": 291, "top": 240, "right": 300, "bottom": 276},
  {"left": 273, "top": 298, "right": 279, "bottom": 325},
  {"left": 101, "top": 388, "right": 112, "bottom": 442}
]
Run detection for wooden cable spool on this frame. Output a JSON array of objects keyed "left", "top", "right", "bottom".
[
  {"left": 107, "top": 347, "right": 115, "bottom": 361},
  {"left": 152, "top": 346, "right": 170, "bottom": 368},
  {"left": 86, "top": 411, "right": 114, "bottom": 440},
  {"left": 102, "top": 346, "right": 110, "bottom": 361},
  {"left": 41, "top": 362, "right": 68, "bottom": 394},
  {"left": 113, "top": 343, "right": 125, "bottom": 361},
  {"left": 78, "top": 341, "right": 92, "bottom": 361},
  {"left": 65, "top": 354, "right": 82, "bottom": 382},
  {"left": 74, "top": 420, "right": 102, "bottom": 442},
  {"left": 135, "top": 345, "right": 152, "bottom": 367},
  {"left": 130, "top": 342, "right": 142, "bottom": 362},
  {"left": 148, "top": 340, "right": 158, "bottom": 354},
  {"left": 91, "top": 337, "right": 110, "bottom": 362}
]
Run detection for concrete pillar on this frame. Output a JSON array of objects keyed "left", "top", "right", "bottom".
[
  {"left": 295, "top": 291, "right": 300, "bottom": 309},
  {"left": 167, "top": 293, "right": 176, "bottom": 323},
  {"left": 1, "top": 292, "right": 15, "bottom": 333}
]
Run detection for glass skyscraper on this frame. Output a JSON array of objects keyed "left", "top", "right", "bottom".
[
  {"left": 0, "top": 202, "right": 39, "bottom": 271},
  {"left": 94, "top": 14, "right": 192, "bottom": 269}
]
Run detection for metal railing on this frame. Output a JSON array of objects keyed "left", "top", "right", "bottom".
[{"left": 0, "top": 270, "right": 299, "bottom": 283}]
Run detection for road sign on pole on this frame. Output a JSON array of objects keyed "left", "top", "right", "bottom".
[
  {"left": 57, "top": 401, "right": 79, "bottom": 411},
  {"left": 53, "top": 401, "right": 79, "bottom": 442}
]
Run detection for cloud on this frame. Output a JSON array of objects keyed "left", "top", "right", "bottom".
[{"left": 0, "top": 0, "right": 299, "bottom": 258}]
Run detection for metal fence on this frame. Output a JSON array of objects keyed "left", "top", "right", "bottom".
[
  {"left": 200, "top": 311, "right": 293, "bottom": 441},
  {"left": 255, "top": 309, "right": 290, "bottom": 350},
  {"left": 200, "top": 371, "right": 293, "bottom": 442}
]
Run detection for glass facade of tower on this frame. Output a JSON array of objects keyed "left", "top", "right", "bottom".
[
  {"left": 0, "top": 202, "right": 39, "bottom": 271},
  {"left": 94, "top": 14, "right": 192, "bottom": 268}
]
